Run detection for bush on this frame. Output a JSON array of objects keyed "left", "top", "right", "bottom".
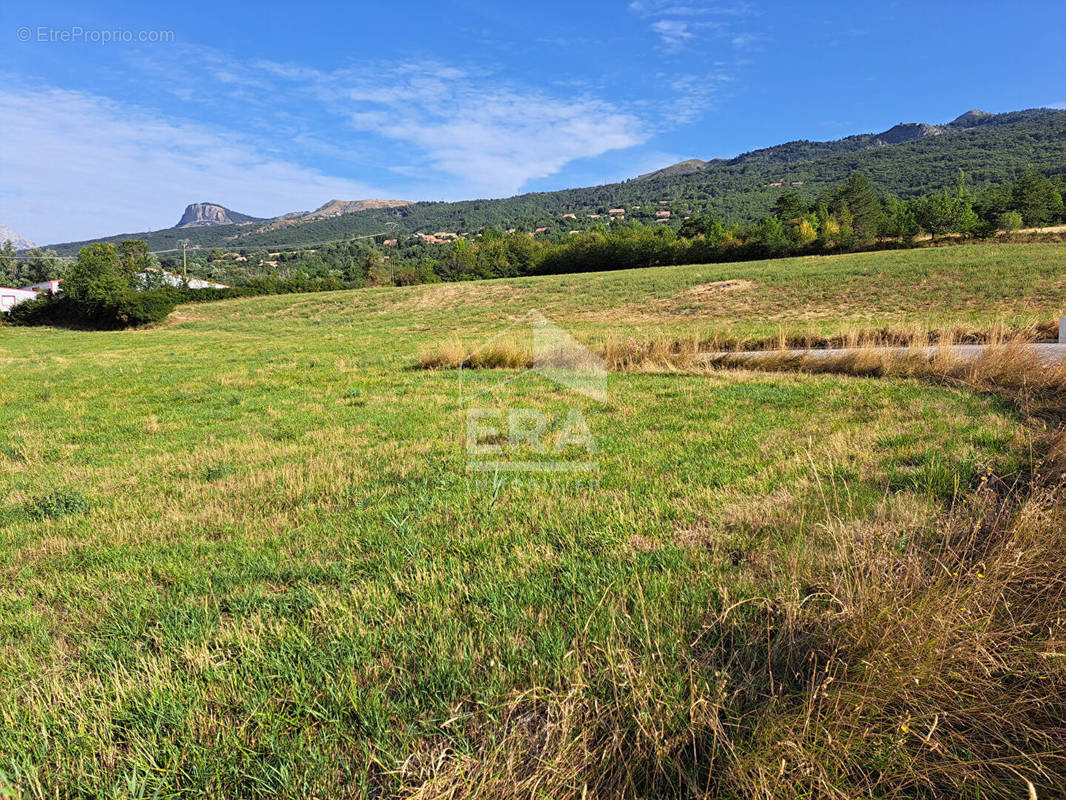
[
  {"left": 999, "top": 210, "right": 1024, "bottom": 231},
  {"left": 7, "top": 288, "right": 177, "bottom": 329},
  {"left": 7, "top": 241, "right": 178, "bottom": 329}
]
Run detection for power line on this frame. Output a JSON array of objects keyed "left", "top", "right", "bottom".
[{"left": 3, "top": 228, "right": 403, "bottom": 261}]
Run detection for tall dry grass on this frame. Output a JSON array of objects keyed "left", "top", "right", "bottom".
[
  {"left": 596, "top": 320, "right": 1059, "bottom": 362},
  {"left": 417, "top": 320, "right": 1060, "bottom": 373},
  {"left": 399, "top": 339, "right": 1066, "bottom": 799},
  {"left": 419, "top": 338, "right": 532, "bottom": 370}
]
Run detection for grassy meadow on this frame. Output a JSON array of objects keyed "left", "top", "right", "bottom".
[{"left": 0, "top": 242, "right": 1064, "bottom": 798}]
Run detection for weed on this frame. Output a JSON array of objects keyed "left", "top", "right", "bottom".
[{"left": 28, "top": 488, "right": 90, "bottom": 520}]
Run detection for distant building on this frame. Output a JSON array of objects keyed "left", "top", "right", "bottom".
[
  {"left": 534, "top": 227, "right": 549, "bottom": 234},
  {"left": 383, "top": 239, "right": 398, "bottom": 246},
  {"left": 608, "top": 208, "right": 625, "bottom": 215},
  {"left": 20, "top": 279, "right": 62, "bottom": 294},
  {"left": 562, "top": 213, "right": 577, "bottom": 219},
  {"left": 791, "top": 181, "right": 804, "bottom": 186},
  {"left": 0, "top": 287, "right": 39, "bottom": 313},
  {"left": 656, "top": 210, "right": 671, "bottom": 218},
  {"left": 140, "top": 268, "right": 230, "bottom": 290}
]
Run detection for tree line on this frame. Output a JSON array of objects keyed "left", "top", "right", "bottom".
[
  {"left": 4, "top": 166, "right": 1062, "bottom": 329},
  {"left": 187, "top": 165, "right": 1066, "bottom": 285}
]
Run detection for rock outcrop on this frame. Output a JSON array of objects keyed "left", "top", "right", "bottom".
[
  {"left": 0, "top": 225, "right": 37, "bottom": 251},
  {"left": 176, "top": 203, "right": 265, "bottom": 228}
]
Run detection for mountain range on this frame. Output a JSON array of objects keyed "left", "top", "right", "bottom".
[
  {"left": 40, "top": 107, "right": 1066, "bottom": 256},
  {"left": 176, "top": 198, "right": 412, "bottom": 230}
]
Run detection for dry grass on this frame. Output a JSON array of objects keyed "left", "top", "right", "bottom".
[
  {"left": 609, "top": 320, "right": 1059, "bottom": 360},
  {"left": 419, "top": 320, "right": 1061, "bottom": 375},
  {"left": 396, "top": 342, "right": 1066, "bottom": 800},
  {"left": 703, "top": 339, "right": 1066, "bottom": 420},
  {"left": 419, "top": 338, "right": 532, "bottom": 370},
  {"left": 397, "top": 479, "right": 1066, "bottom": 799},
  {"left": 721, "top": 457, "right": 1066, "bottom": 799}
]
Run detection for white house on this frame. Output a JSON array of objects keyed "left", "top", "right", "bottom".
[{"left": 0, "top": 287, "right": 40, "bottom": 313}]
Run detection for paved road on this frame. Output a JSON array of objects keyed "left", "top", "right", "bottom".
[{"left": 702, "top": 342, "right": 1066, "bottom": 363}]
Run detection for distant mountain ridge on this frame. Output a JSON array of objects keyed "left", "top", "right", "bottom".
[
  {"left": 634, "top": 109, "right": 1004, "bottom": 182},
  {"left": 256, "top": 199, "right": 412, "bottom": 233},
  {"left": 42, "top": 107, "right": 1066, "bottom": 256},
  {"left": 176, "top": 199, "right": 412, "bottom": 232}
]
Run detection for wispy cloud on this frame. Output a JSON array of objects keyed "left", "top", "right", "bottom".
[
  {"left": 133, "top": 51, "right": 656, "bottom": 198},
  {"left": 629, "top": 1, "right": 757, "bottom": 50},
  {"left": 650, "top": 19, "right": 695, "bottom": 48},
  {"left": 730, "top": 32, "right": 761, "bottom": 49},
  {"left": 665, "top": 72, "right": 732, "bottom": 123},
  {"left": 3, "top": 32, "right": 752, "bottom": 242},
  {"left": 320, "top": 63, "right": 650, "bottom": 196},
  {"left": 0, "top": 82, "right": 385, "bottom": 243}
]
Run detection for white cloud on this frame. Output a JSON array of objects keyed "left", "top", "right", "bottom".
[
  {"left": 317, "top": 63, "right": 650, "bottom": 197},
  {"left": 666, "top": 73, "right": 732, "bottom": 123},
  {"left": 0, "top": 83, "right": 385, "bottom": 244},
  {"left": 629, "top": 1, "right": 757, "bottom": 51},
  {"left": 149, "top": 53, "right": 653, "bottom": 199},
  {"left": 1, "top": 42, "right": 737, "bottom": 242},
  {"left": 650, "top": 20, "right": 694, "bottom": 48}
]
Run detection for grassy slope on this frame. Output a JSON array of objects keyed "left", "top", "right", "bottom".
[
  {"left": 0, "top": 243, "right": 1061, "bottom": 796},
  {"left": 176, "top": 240, "right": 1064, "bottom": 348}
]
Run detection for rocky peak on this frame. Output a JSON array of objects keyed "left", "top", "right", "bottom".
[
  {"left": 176, "top": 203, "right": 263, "bottom": 228},
  {"left": 950, "top": 109, "right": 994, "bottom": 127},
  {"left": 0, "top": 225, "right": 37, "bottom": 251},
  {"left": 874, "top": 122, "right": 945, "bottom": 145}
]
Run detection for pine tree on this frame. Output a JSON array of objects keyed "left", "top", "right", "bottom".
[{"left": 1012, "top": 165, "right": 1063, "bottom": 227}]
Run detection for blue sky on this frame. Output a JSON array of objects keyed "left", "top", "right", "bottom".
[{"left": 2, "top": 0, "right": 1064, "bottom": 244}]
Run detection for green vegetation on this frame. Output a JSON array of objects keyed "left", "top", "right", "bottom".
[
  {"left": 151, "top": 165, "right": 1066, "bottom": 286},
  {"left": 1, "top": 242, "right": 1064, "bottom": 796},
  {"left": 6, "top": 242, "right": 177, "bottom": 329},
  {"left": 42, "top": 108, "right": 1066, "bottom": 261},
  {"left": 13, "top": 166, "right": 1064, "bottom": 298}
]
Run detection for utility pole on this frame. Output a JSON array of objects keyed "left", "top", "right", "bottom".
[{"left": 181, "top": 241, "right": 188, "bottom": 273}]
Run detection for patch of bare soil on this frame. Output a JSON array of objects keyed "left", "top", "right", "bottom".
[{"left": 679, "top": 279, "right": 756, "bottom": 300}]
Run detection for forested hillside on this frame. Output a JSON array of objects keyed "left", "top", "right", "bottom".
[{"left": 43, "top": 108, "right": 1066, "bottom": 256}]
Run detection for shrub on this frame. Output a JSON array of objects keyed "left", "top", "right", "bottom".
[
  {"left": 7, "top": 288, "right": 177, "bottom": 329},
  {"left": 999, "top": 210, "right": 1024, "bottom": 231},
  {"left": 7, "top": 241, "right": 178, "bottom": 329}
]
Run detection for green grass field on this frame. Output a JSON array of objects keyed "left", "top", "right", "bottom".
[{"left": 0, "top": 242, "right": 1063, "bottom": 797}]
